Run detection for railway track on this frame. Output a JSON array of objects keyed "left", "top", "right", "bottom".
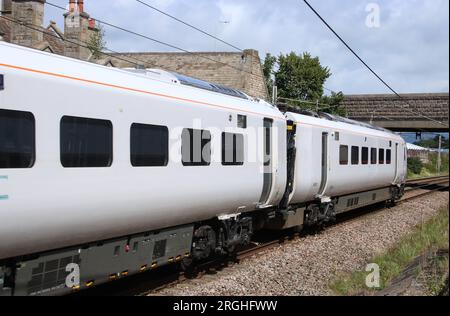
[
  {"left": 73, "top": 175, "right": 449, "bottom": 296},
  {"left": 405, "top": 175, "right": 449, "bottom": 186},
  {"left": 236, "top": 176, "right": 449, "bottom": 263}
]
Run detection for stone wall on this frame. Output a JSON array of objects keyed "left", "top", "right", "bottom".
[
  {"left": 343, "top": 93, "right": 449, "bottom": 131},
  {"left": 110, "top": 49, "right": 269, "bottom": 100}
]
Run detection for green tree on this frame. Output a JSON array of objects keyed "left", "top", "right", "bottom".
[
  {"left": 414, "top": 135, "right": 449, "bottom": 149},
  {"left": 319, "top": 91, "right": 346, "bottom": 116},
  {"left": 262, "top": 53, "right": 277, "bottom": 99},
  {"left": 262, "top": 52, "right": 345, "bottom": 115},
  {"left": 407, "top": 157, "right": 424, "bottom": 175},
  {"left": 276, "top": 52, "right": 330, "bottom": 101},
  {"left": 87, "top": 24, "right": 106, "bottom": 60}
]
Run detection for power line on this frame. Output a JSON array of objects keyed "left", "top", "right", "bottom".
[
  {"left": 135, "top": 0, "right": 243, "bottom": 52},
  {"left": 45, "top": 1, "right": 262, "bottom": 80},
  {"left": 277, "top": 96, "right": 344, "bottom": 112},
  {"left": 47, "top": 1, "right": 350, "bottom": 106},
  {"left": 323, "top": 86, "right": 338, "bottom": 94},
  {"left": 277, "top": 96, "right": 329, "bottom": 107},
  {"left": 302, "top": 0, "right": 448, "bottom": 128},
  {"left": 0, "top": 15, "right": 154, "bottom": 68}
]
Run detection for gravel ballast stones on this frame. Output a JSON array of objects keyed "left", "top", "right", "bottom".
[{"left": 154, "top": 192, "right": 449, "bottom": 296}]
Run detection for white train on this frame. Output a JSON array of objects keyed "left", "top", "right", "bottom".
[{"left": 0, "top": 42, "right": 406, "bottom": 296}]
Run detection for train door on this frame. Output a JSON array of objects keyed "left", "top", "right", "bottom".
[
  {"left": 393, "top": 142, "right": 399, "bottom": 183},
  {"left": 317, "top": 132, "right": 329, "bottom": 196},
  {"left": 394, "top": 143, "right": 404, "bottom": 183},
  {"left": 259, "top": 118, "right": 273, "bottom": 205}
]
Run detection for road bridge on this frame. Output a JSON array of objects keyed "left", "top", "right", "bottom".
[{"left": 343, "top": 93, "right": 449, "bottom": 132}]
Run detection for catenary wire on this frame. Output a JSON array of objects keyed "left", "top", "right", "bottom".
[
  {"left": 302, "top": 0, "right": 448, "bottom": 128},
  {"left": 45, "top": 1, "right": 262, "bottom": 79},
  {"left": 135, "top": 0, "right": 244, "bottom": 52},
  {"left": 0, "top": 15, "right": 155, "bottom": 68}
]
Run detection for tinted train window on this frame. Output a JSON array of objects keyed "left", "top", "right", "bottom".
[
  {"left": 60, "top": 116, "right": 113, "bottom": 168},
  {"left": 265, "top": 126, "right": 271, "bottom": 156},
  {"left": 386, "top": 149, "right": 392, "bottom": 164},
  {"left": 237, "top": 115, "right": 247, "bottom": 128},
  {"left": 182, "top": 128, "right": 211, "bottom": 166},
  {"left": 371, "top": 148, "right": 377, "bottom": 164},
  {"left": 362, "top": 147, "right": 369, "bottom": 165},
  {"left": 131, "top": 123, "right": 168, "bottom": 167},
  {"left": 351, "top": 146, "right": 359, "bottom": 165},
  {"left": 379, "top": 149, "right": 385, "bottom": 164},
  {"left": 339, "top": 145, "right": 348, "bottom": 165},
  {"left": 222, "top": 132, "right": 244, "bottom": 166},
  {"left": 0, "top": 109, "right": 35, "bottom": 168}
]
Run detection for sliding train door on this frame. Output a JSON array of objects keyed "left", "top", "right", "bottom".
[
  {"left": 259, "top": 118, "right": 273, "bottom": 205},
  {"left": 393, "top": 142, "right": 405, "bottom": 183},
  {"left": 393, "top": 142, "right": 399, "bottom": 183},
  {"left": 317, "top": 132, "right": 329, "bottom": 197}
]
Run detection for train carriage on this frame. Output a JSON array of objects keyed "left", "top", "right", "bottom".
[
  {"left": 0, "top": 42, "right": 406, "bottom": 296},
  {"left": 279, "top": 112, "right": 406, "bottom": 227}
]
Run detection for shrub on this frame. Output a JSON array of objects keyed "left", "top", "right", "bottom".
[{"left": 408, "top": 157, "right": 423, "bottom": 174}]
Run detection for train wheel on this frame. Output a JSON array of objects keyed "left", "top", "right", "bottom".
[{"left": 180, "top": 256, "right": 194, "bottom": 272}]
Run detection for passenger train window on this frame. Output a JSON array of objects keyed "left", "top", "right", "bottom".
[
  {"left": 362, "top": 147, "right": 369, "bottom": 165},
  {"left": 265, "top": 126, "right": 271, "bottom": 156},
  {"left": 386, "top": 149, "right": 392, "bottom": 164},
  {"left": 0, "top": 109, "right": 35, "bottom": 169},
  {"left": 339, "top": 145, "right": 348, "bottom": 165},
  {"left": 379, "top": 149, "right": 385, "bottom": 164},
  {"left": 60, "top": 116, "right": 113, "bottom": 168},
  {"left": 222, "top": 133, "right": 244, "bottom": 166},
  {"left": 130, "top": 123, "right": 168, "bottom": 167},
  {"left": 237, "top": 115, "right": 247, "bottom": 129},
  {"left": 351, "top": 146, "right": 359, "bottom": 165},
  {"left": 182, "top": 128, "right": 211, "bottom": 166},
  {"left": 371, "top": 148, "right": 377, "bottom": 164}
]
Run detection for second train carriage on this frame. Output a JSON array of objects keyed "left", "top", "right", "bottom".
[
  {"left": 0, "top": 42, "right": 406, "bottom": 296},
  {"left": 268, "top": 112, "right": 407, "bottom": 229}
]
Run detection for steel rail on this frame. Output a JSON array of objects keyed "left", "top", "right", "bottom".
[{"left": 75, "top": 177, "right": 448, "bottom": 296}]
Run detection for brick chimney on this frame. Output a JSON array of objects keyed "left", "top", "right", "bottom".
[
  {"left": 77, "top": 0, "right": 83, "bottom": 12},
  {"left": 68, "top": 0, "right": 75, "bottom": 12},
  {"left": 10, "top": 0, "right": 45, "bottom": 48},
  {"left": 64, "top": 0, "right": 91, "bottom": 60}
]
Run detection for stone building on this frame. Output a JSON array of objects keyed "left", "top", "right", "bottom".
[
  {"left": 0, "top": 0, "right": 269, "bottom": 100},
  {"left": 0, "top": 0, "right": 99, "bottom": 57}
]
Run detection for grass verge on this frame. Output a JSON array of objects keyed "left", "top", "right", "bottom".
[
  {"left": 407, "top": 170, "right": 449, "bottom": 180},
  {"left": 329, "top": 204, "right": 449, "bottom": 295}
]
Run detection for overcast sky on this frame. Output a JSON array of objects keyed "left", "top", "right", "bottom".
[{"left": 43, "top": 0, "right": 449, "bottom": 95}]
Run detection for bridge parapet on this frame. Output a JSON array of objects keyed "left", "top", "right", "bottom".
[{"left": 343, "top": 93, "right": 449, "bottom": 132}]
